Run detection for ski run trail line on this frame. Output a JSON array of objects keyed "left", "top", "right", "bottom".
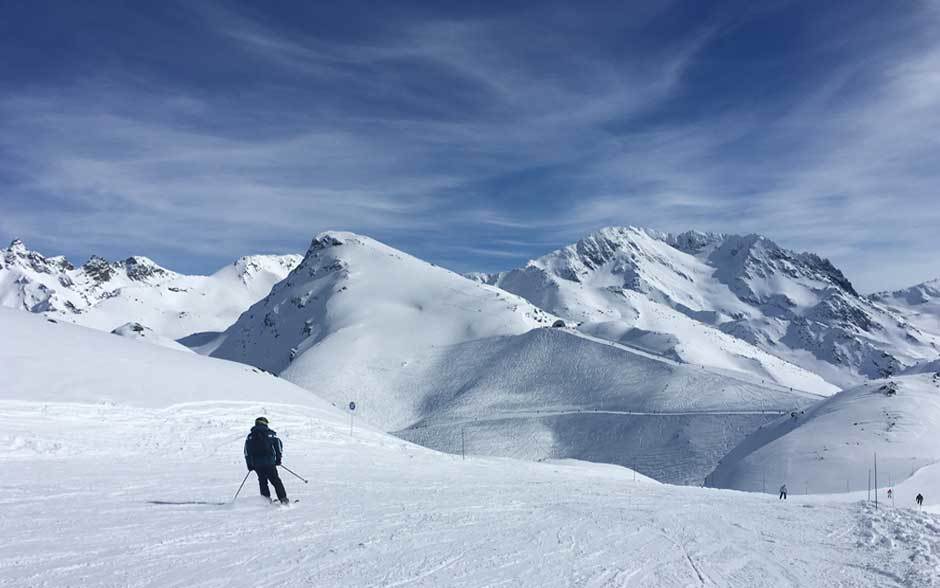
[{"left": 407, "top": 408, "right": 791, "bottom": 429}]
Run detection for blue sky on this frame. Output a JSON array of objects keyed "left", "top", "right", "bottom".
[{"left": 1, "top": 1, "right": 938, "bottom": 291}]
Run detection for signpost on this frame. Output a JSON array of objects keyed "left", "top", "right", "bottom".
[{"left": 348, "top": 401, "right": 356, "bottom": 436}]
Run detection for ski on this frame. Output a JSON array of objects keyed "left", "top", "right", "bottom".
[{"left": 147, "top": 500, "right": 229, "bottom": 506}]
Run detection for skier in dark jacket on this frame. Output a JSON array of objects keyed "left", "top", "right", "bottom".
[
  {"left": 916, "top": 493, "right": 924, "bottom": 507},
  {"left": 244, "top": 417, "right": 289, "bottom": 504}
]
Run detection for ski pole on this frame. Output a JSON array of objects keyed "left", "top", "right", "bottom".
[
  {"left": 231, "top": 471, "right": 251, "bottom": 503},
  {"left": 278, "top": 464, "right": 309, "bottom": 484}
]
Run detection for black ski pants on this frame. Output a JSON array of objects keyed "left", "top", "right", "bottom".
[{"left": 254, "top": 465, "right": 288, "bottom": 502}]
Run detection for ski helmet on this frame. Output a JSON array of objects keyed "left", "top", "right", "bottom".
[{"left": 255, "top": 416, "right": 269, "bottom": 426}]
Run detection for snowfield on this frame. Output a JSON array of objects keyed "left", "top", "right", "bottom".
[{"left": 3, "top": 309, "right": 940, "bottom": 587}]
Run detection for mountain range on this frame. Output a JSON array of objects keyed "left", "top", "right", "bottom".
[
  {"left": 3, "top": 228, "right": 938, "bottom": 488},
  {"left": 1, "top": 238, "right": 300, "bottom": 339},
  {"left": 472, "top": 227, "right": 939, "bottom": 387}
]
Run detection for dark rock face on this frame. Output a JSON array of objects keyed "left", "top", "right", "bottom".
[
  {"left": 82, "top": 256, "right": 114, "bottom": 283},
  {"left": 122, "top": 257, "right": 167, "bottom": 281}
]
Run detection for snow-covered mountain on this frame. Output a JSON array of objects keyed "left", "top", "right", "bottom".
[
  {"left": 0, "top": 239, "right": 300, "bottom": 339},
  {"left": 211, "top": 231, "right": 559, "bottom": 429},
  {"left": 475, "top": 227, "right": 939, "bottom": 388},
  {"left": 708, "top": 372, "right": 940, "bottom": 494},
  {"left": 872, "top": 277, "right": 940, "bottom": 340},
  {"left": 211, "top": 231, "right": 821, "bottom": 484}
]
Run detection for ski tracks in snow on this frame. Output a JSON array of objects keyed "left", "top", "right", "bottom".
[
  {"left": 6, "top": 401, "right": 940, "bottom": 587},
  {"left": 856, "top": 502, "right": 940, "bottom": 586}
]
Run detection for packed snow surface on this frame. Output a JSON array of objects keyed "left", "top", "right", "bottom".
[
  {"left": 4, "top": 307, "right": 940, "bottom": 587},
  {"left": 709, "top": 373, "right": 940, "bottom": 494},
  {"left": 0, "top": 239, "right": 300, "bottom": 339}
]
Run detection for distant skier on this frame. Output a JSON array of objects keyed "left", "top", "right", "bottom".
[
  {"left": 779, "top": 484, "right": 788, "bottom": 500},
  {"left": 916, "top": 493, "right": 924, "bottom": 507},
  {"left": 244, "top": 417, "right": 289, "bottom": 504}
]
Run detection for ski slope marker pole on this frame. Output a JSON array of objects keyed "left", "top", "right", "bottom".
[
  {"left": 232, "top": 471, "right": 251, "bottom": 503},
  {"left": 279, "top": 464, "right": 309, "bottom": 484}
]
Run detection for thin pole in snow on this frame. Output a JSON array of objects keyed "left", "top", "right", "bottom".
[
  {"left": 874, "top": 452, "right": 879, "bottom": 511},
  {"left": 461, "top": 427, "right": 465, "bottom": 461},
  {"left": 348, "top": 401, "right": 356, "bottom": 436},
  {"left": 868, "top": 469, "right": 871, "bottom": 502}
]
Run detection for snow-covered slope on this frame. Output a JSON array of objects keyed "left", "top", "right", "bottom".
[
  {"left": 872, "top": 277, "right": 940, "bottom": 340},
  {"left": 5, "top": 305, "right": 940, "bottom": 587},
  {"left": 0, "top": 308, "right": 326, "bottom": 408},
  {"left": 211, "top": 232, "right": 820, "bottom": 484},
  {"left": 477, "top": 227, "right": 939, "bottom": 388},
  {"left": 708, "top": 373, "right": 940, "bottom": 494},
  {"left": 902, "top": 358, "right": 940, "bottom": 375},
  {"left": 110, "top": 321, "right": 195, "bottom": 353},
  {"left": 0, "top": 239, "right": 300, "bottom": 339},
  {"left": 392, "top": 327, "right": 822, "bottom": 484}
]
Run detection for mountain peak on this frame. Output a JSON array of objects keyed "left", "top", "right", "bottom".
[
  {"left": 8, "top": 239, "right": 27, "bottom": 253},
  {"left": 120, "top": 256, "right": 171, "bottom": 281},
  {"left": 231, "top": 254, "right": 303, "bottom": 280},
  {"left": 308, "top": 231, "right": 358, "bottom": 253}
]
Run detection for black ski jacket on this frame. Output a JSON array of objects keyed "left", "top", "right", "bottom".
[{"left": 244, "top": 424, "right": 283, "bottom": 469}]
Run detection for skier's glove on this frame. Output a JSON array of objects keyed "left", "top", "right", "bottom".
[
  {"left": 247, "top": 464, "right": 254, "bottom": 472},
  {"left": 275, "top": 459, "right": 282, "bottom": 466}
]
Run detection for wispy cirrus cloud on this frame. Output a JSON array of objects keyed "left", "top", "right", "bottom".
[{"left": 1, "top": 1, "right": 938, "bottom": 289}]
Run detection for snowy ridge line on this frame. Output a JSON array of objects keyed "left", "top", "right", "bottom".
[{"left": 573, "top": 329, "right": 829, "bottom": 398}]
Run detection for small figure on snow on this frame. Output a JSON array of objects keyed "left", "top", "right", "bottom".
[
  {"left": 916, "top": 493, "right": 924, "bottom": 507},
  {"left": 244, "top": 416, "right": 289, "bottom": 504},
  {"left": 779, "top": 484, "right": 788, "bottom": 500},
  {"left": 887, "top": 488, "right": 893, "bottom": 500}
]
